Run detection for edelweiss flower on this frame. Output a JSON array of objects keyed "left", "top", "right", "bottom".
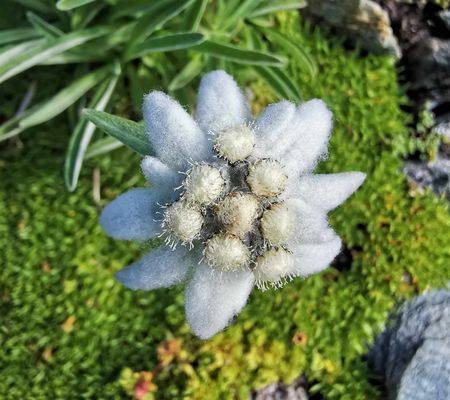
[{"left": 100, "top": 70, "right": 365, "bottom": 339}]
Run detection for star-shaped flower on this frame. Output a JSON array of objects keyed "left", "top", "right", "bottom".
[{"left": 101, "top": 70, "right": 365, "bottom": 339}]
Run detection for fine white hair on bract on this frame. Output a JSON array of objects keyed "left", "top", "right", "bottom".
[{"left": 100, "top": 70, "right": 366, "bottom": 339}]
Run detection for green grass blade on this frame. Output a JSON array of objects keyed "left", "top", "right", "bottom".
[
  {"left": 127, "top": 0, "right": 193, "bottom": 50},
  {"left": 0, "top": 39, "right": 44, "bottom": 68},
  {"left": 82, "top": 110, "right": 152, "bottom": 156},
  {"left": 26, "top": 12, "right": 64, "bottom": 38},
  {"left": 259, "top": 26, "right": 317, "bottom": 76},
  {"left": 126, "top": 32, "right": 204, "bottom": 61},
  {"left": 0, "top": 26, "right": 110, "bottom": 84},
  {"left": 0, "top": 28, "right": 40, "bottom": 46},
  {"left": 56, "top": 0, "right": 96, "bottom": 10},
  {"left": 194, "top": 40, "right": 284, "bottom": 66},
  {"left": 64, "top": 72, "right": 120, "bottom": 191},
  {"left": 249, "top": 0, "right": 306, "bottom": 17},
  {"left": 218, "top": 0, "right": 261, "bottom": 31},
  {"left": 181, "top": 0, "right": 208, "bottom": 31},
  {"left": 254, "top": 66, "right": 301, "bottom": 101},
  {"left": 84, "top": 136, "right": 123, "bottom": 159},
  {"left": 168, "top": 56, "right": 203, "bottom": 91},
  {"left": 12, "top": 0, "right": 55, "bottom": 14},
  {"left": 19, "top": 65, "right": 111, "bottom": 129}
]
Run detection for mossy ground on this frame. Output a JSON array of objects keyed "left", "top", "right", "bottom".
[{"left": 1, "top": 12, "right": 449, "bottom": 400}]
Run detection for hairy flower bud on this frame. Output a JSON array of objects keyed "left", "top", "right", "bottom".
[
  {"left": 216, "top": 192, "right": 259, "bottom": 237},
  {"left": 214, "top": 125, "right": 255, "bottom": 163},
  {"left": 247, "top": 159, "right": 287, "bottom": 197},
  {"left": 183, "top": 164, "right": 225, "bottom": 205},
  {"left": 204, "top": 233, "right": 250, "bottom": 271},
  {"left": 163, "top": 201, "right": 203, "bottom": 243},
  {"left": 253, "top": 248, "right": 294, "bottom": 290},
  {"left": 261, "top": 203, "right": 294, "bottom": 245}
]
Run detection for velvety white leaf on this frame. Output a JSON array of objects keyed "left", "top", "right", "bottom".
[
  {"left": 196, "top": 70, "right": 251, "bottom": 134},
  {"left": 115, "top": 246, "right": 191, "bottom": 290},
  {"left": 286, "top": 172, "right": 366, "bottom": 211},
  {"left": 100, "top": 188, "right": 162, "bottom": 241},
  {"left": 275, "top": 99, "right": 333, "bottom": 175},
  {"left": 185, "top": 262, "right": 254, "bottom": 339},
  {"left": 141, "top": 156, "right": 183, "bottom": 201},
  {"left": 143, "top": 91, "right": 211, "bottom": 171},
  {"left": 290, "top": 234, "right": 342, "bottom": 277},
  {"left": 254, "top": 100, "right": 296, "bottom": 158},
  {"left": 285, "top": 198, "right": 334, "bottom": 245}
]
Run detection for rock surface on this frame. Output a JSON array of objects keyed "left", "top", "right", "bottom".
[
  {"left": 305, "top": 0, "right": 401, "bottom": 58},
  {"left": 369, "top": 289, "right": 450, "bottom": 400},
  {"left": 250, "top": 375, "right": 317, "bottom": 400},
  {"left": 404, "top": 155, "right": 450, "bottom": 201}
]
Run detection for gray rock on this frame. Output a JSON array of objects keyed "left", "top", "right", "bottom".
[
  {"left": 403, "top": 156, "right": 450, "bottom": 201},
  {"left": 405, "top": 37, "right": 450, "bottom": 92},
  {"left": 438, "top": 10, "right": 450, "bottom": 32},
  {"left": 305, "top": 0, "right": 401, "bottom": 58},
  {"left": 250, "top": 375, "right": 311, "bottom": 400},
  {"left": 369, "top": 289, "right": 450, "bottom": 400}
]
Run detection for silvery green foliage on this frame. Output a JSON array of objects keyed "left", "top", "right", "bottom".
[
  {"left": 100, "top": 70, "right": 365, "bottom": 339},
  {"left": 369, "top": 289, "right": 450, "bottom": 400}
]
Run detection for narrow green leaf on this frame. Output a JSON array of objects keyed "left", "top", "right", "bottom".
[
  {"left": 194, "top": 40, "right": 284, "bottom": 66},
  {"left": 26, "top": 12, "right": 64, "bottom": 38},
  {"left": 82, "top": 110, "right": 152, "bottom": 156},
  {"left": 259, "top": 27, "right": 317, "bottom": 76},
  {"left": 85, "top": 136, "right": 123, "bottom": 159},
  {"left": 0, "top": 39, "right": 44, "bottom": 68},
  {"left": 249, "top": 0, "right": 306, "bottom": 17},
  {"left": 42, "top": 23, "right": 134, "bottom": 65},
  {"left": 182, "top": 0, "right": 208, "bottom": 31},
  {"left": 19, "top": 65, "right": 111, "bottom": 129},
  {"left": 219, "top": 0, "right": 261, "bottom": 31},
  {"left": 110, "top": 0, "right": 162, "bottom": 20},
  {"left": 56, "top": 0, "right": 96, "bottom": 11},
  {"left": 169, "top": 56, "right": 203, "bottom": 91},
  {"left": 127, "top": 33, "right": 204, "bottom": 61},
  {"left": 71, "top": 2, "right": 106, "bottom": 29},
  {"left": 0, "top": 28, "right": 39, "bottom": 46},
  {"left": 0, "top": 26, "right": 110, "bottom": 84},
  {"left": 127, "top": 0, "right": 193, "bottom": 50},
  {"left": 64, "top": 72, "right": 120, "bottom": 191},
  {"left": 12, "top": 0, "right": 55, "bottom": 14},
  {"left": 254, "top": 66, "right": 301, "bottom": 101}
]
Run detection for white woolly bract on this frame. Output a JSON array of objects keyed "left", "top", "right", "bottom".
[
  {"left": 183, "top": 164, "right": 225, "bottom": 205},
  {"left": 214, "top": 125, "right": 255, "bottom": 163},
  {"left": 253, "top": 248, "right": 295, "bottom": 290},
  {"left": 261, "top": 203, "right": 295, "bottom": 246},
  {"left": 204, "top": 233, "right": 250, "bottom": 271},
  {"left": 163, "top": 201, "right": 203, "bottom": 244},
  {"left": 216, "top": 192, "right": 259, "bottom": 238},
  {"left": 247, "top": 159, "right": 287, "bottom": 197}
]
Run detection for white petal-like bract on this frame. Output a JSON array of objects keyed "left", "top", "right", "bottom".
[
  {"left": 285, "top": 198, "right": 334, "bottom": 245},
  {"left": 280, "top": 99, "right": 333, "bottom": 175},
  {"left": 100, "top": 188, "right": 162, "bottom": 241},
  {"left": 185, "top": 262, "right": 255, "bottom": 339},
  {"left": 196, "top": 70, "right": 250, "bottom": 133},
  {"left": 287, "top": 172, "right": 366, "bottom": 211},
  {"left": 254, "top": 100, "right": 296, "bottom": 157},
  {"left": 141, "top": 156, "right": 182, "bottom": 201},
  {"left": 116, "top": 247, "right": 191, "bottom": 290},
  {"left": 290, "top": 234, "right": 342, "bottom": 277},
  {"left": 144, "top": 91, "right": 211, "bottom": 171}
]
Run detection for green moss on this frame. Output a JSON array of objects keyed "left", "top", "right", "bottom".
[{"left": 1, "top": 12, "right": 449, "bottom": 400}]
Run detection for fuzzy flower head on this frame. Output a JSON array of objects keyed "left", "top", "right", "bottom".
[{"left": 100, "top": 70, "right": 366, "bottom": 339}]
